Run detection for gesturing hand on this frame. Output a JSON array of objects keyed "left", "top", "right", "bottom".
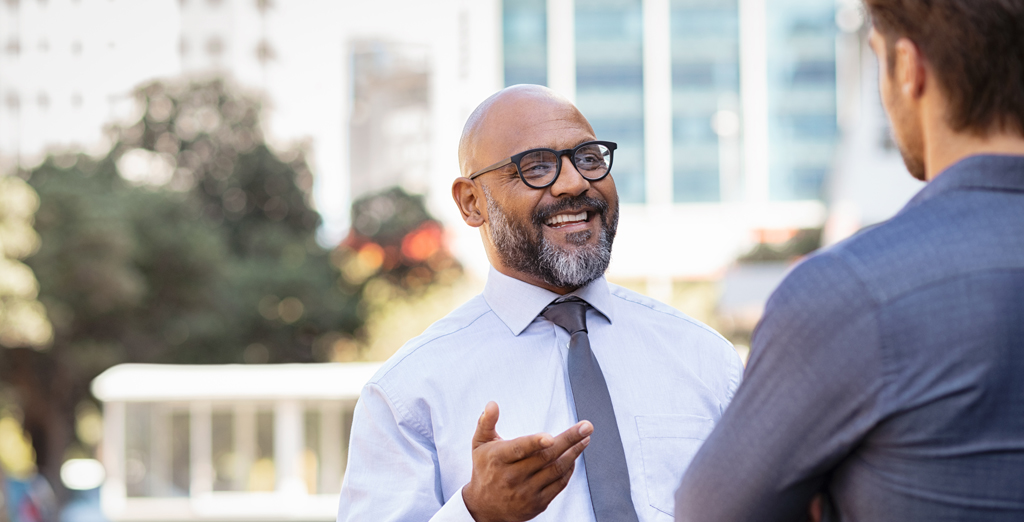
[{"left": 462, "top": 401, "right": 593, "bottom": 522}]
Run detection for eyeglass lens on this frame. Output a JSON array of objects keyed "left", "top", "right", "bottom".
[{"left": 519, "top": 143, "right": 612, "bottom": 187}]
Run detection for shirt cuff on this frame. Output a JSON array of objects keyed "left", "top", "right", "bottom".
[{"left": 429, "top": 486, "right": 477, "bottom": 522}]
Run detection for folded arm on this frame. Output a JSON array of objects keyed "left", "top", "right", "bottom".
[{"left": 675, "top": 254, "right": 887, "bottom": 521}]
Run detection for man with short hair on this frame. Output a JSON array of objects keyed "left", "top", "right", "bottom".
[
  {"left": 337, "top": 85, "right": 743, "bottom": 522},
  {"left": 675, "top": 1, "right": 1024, "bottom": 520}
]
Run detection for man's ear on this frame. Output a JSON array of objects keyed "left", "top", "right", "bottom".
[
  {"left": 894, "top": 37, "right": 927, "bottom": 99},
  {"left": 452, "top": 177, "right": 486, "bottom": 228}
]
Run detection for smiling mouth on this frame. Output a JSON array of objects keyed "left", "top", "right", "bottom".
[{"left": 544, "top": 211, "right": 590, "bottom": 228}]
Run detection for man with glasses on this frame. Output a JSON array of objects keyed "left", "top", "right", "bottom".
[{"left": 337, "top": 85, "right": 743, "bottom": 522}]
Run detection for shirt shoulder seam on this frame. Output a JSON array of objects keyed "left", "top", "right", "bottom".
[
  {"left": 808, "top": 251, "right": 896, "bottom": 410},
  {"left": 365, "top": 380, "right": 434, "bottom": 442},
  {"left": 371, "top": 306, "right": 495, "bottom": 386},
  {"left": 609, "top": 290, "right": 732, "bottom": 346}
]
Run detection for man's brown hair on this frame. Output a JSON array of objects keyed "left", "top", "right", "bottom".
[{"left": 864, "top": 0, "right": 1024, "bottom": 136}]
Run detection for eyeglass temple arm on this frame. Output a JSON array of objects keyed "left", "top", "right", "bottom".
[{"left": 468, "top": 157, "right": 513, "bottom": 179}]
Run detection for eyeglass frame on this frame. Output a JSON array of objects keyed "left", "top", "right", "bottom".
[{"left": 466, "top": 140, "right": 618, "bottom": 189}]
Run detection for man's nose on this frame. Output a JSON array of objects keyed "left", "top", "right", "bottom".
[{"left": 549, "top": 154, "right": 590, "bottom": 197}]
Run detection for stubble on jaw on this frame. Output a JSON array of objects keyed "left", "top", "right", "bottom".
[
  {"left": 875, "top": 33, "right": 927, "bottom": 181},
  {"left": 482, "top": 186, "right": 616, "bottom": 290},
  {"left": 888, "top": 90, "right": 927, "bottom": 180}
]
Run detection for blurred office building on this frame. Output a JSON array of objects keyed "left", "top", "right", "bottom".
[{"left": 348, "top": 42, "right": 432, "bottom": 200}]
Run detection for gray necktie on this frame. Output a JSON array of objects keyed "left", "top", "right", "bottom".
[{"left": 542, "top": 298, "right": 639, "bottom": 522}]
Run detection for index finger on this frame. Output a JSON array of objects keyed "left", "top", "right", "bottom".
[
  {"left": 533, "top": 421, "right": 593, "bottom": 464},
  {"left": 494, "top": 432, "right": 556, "bottom": 463}
]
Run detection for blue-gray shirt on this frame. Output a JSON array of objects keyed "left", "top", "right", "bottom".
[{"left": 676, "top": 155, "right": 1024, "bottom": 521}]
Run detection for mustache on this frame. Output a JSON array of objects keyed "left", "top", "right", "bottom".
[{"left": 531, "top": 195, "right": 609, "bottom": 226}]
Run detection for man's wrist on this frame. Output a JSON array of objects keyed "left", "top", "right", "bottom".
[{"left": 462, "top": 482, "right": 499, "bottom": 522}]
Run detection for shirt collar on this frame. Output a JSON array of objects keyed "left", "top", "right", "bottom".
[
  {"left": 902, "top": 154, "right": 1024, "bottom": 212},
  {"left": 482, "top": 267, "right": 615, "bottom": 336}
]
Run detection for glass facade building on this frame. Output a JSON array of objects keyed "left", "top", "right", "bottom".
[
  {"left": 670, "top": 0, "right": 740, "bottom": 203},
  {"left": 765, "top": 0, "right": 838, "bottom": 201},
  {"left": 503, "top": 0, "right": 548, "bottom": 86},
  {"left": 575, "top": 0, "right": 646, "bottom": 204},
  {"left": 500, "top": 0, "right": 839, "bottom": 205}
]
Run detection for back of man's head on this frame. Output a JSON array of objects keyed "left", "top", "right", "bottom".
[{"left": 864, "top": 0, "right": 1024, "bottom": 137}]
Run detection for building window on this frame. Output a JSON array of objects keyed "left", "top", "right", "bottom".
[
  {"left": 71, "top": 40, "right": 82, "bottom": 55},
  {"left": 765, "top": 0, "right": 837, "bottom": 201},
  {"left": 4, "top": 92, "right": 19, "bottom": 111},
  {"left": 576, "top": 0, "right": 645, "bottom": 204},
  {"left": 206, "top": 36, "right": 224, "bottom": 57},
  {"left": 502, "top": 0, "right": 547, "bottom": 87},
  {"left": 37, "top": 39, "right": 49, "bottom": 53},
  {"left": 4, "top": 39, "right": 19, "bottom": 56},
  {"left": 37, "top": 91, "right": 49, "bottom": 109},
  {"left": 670, "top": 0, "right": 741, "bottom": 203},
  {"left": 255, "top": 40, "right": 275, "bottom": 64},
  {"left": 72, "top": 93, "right": 83, "bottom": 108}
]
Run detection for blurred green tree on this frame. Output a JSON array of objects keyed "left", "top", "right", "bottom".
[
  {"left": 0, "top": 176, "right": 52, "bottom": 349},
  {"left": 334, "top": 187, "right": 461, "bottom": 295},
  {"left": 0, "top": 80, "right": 363, "bottom": 497}
]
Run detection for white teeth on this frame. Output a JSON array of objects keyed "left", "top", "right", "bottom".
[{"left": 545, "top": 211, "right": 588, "bottom": 226}]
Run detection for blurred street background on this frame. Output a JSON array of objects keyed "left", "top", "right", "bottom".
[{"left": 0, "top": 0, "right": 924, "bottom": 520}]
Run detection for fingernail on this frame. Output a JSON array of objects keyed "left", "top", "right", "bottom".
[
  {"left": 582, "top": 436, "right": 591, "bottom": 446},
  {"left": 540, "top": 435, "right": 554, "bottom": 447},
  {"left": 579, "top": 422, "right": 593, "bottom": 437}
]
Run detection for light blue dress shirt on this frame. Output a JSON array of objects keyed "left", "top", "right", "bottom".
[{"left": 337, "top": 268, "right": 743, "bottom": 522}]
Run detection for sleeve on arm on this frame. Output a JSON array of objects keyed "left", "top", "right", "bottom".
[
  {"left": 724, "top": 341, "right": 744, "bottom": 406},
  {"left": 675, "top": 253, "right": 888, "bottom": 522},
  {"left": 337, "top": 382, "right": 476, "bottom": 522}
]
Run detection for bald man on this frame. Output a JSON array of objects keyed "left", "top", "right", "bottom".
[{"left": 337, "top": 86, "right": 742, "bottom": 522}]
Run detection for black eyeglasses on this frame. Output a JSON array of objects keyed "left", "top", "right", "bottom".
[{"left": 467, "top": 140, "right": 617, "bottom": 189}]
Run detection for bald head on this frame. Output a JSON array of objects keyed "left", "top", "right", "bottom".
[{"left": 458, "top": 85, "right": 595, "bottom": 178}]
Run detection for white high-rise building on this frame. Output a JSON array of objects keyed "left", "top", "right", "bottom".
[{"left": 0, "top": 0, "right": 504, "bottom": 248}]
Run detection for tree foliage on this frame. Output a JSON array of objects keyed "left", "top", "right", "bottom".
[
  {"left": 0, "top": 79, "right": 362, "bottom": 497},
  {"left": 0, "top": 177, "right": 52, "bottom": 349},
  {"left": 0, "top": 79, "right": 461, "bottom": 500}
]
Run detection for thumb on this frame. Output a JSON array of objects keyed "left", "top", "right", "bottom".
[{"left": 472, "top": 401, "right": 500, "bottom": 449}]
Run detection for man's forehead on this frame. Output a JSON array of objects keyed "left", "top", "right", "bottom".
[
  {"left": 482, "top": 115, "right": 593, "bottom": 152},
  {"left": 464, "top": 91, "right": 595, "bottom": 173}
]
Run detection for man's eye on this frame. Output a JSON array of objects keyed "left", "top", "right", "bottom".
[{"left": 522, "top": 163, "right": 555, "bottom": 174}]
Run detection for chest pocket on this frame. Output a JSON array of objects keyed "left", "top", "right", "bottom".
[{"left": 636, "top": 414, "right": 715, "bottom": 517}]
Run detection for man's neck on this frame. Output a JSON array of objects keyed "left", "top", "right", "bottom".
[
  {"left": 494, "top": 265, "right": 580, "bottom": 295},
  {"left": 925, "top": 127, "right": 1024, "bottom": 181}
]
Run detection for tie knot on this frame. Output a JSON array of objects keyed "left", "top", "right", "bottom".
[{"left": 542, "top": 298, "right": 588, "bottom": 335}]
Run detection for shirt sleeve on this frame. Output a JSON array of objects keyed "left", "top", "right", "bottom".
[
  {"left": 675, "top": 253, "right": 888, "bottom": 522},
  {"left": 337, "top": 382, "right": 476, "bottom": 522}
]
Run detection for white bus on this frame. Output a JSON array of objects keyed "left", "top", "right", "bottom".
[{"left": 91, "top": 363, "right": 381, "bottom": 522}]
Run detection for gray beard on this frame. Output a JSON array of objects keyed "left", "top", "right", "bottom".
[{"left": 484, "top": 188, "right": 617, "bottom": 289}]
